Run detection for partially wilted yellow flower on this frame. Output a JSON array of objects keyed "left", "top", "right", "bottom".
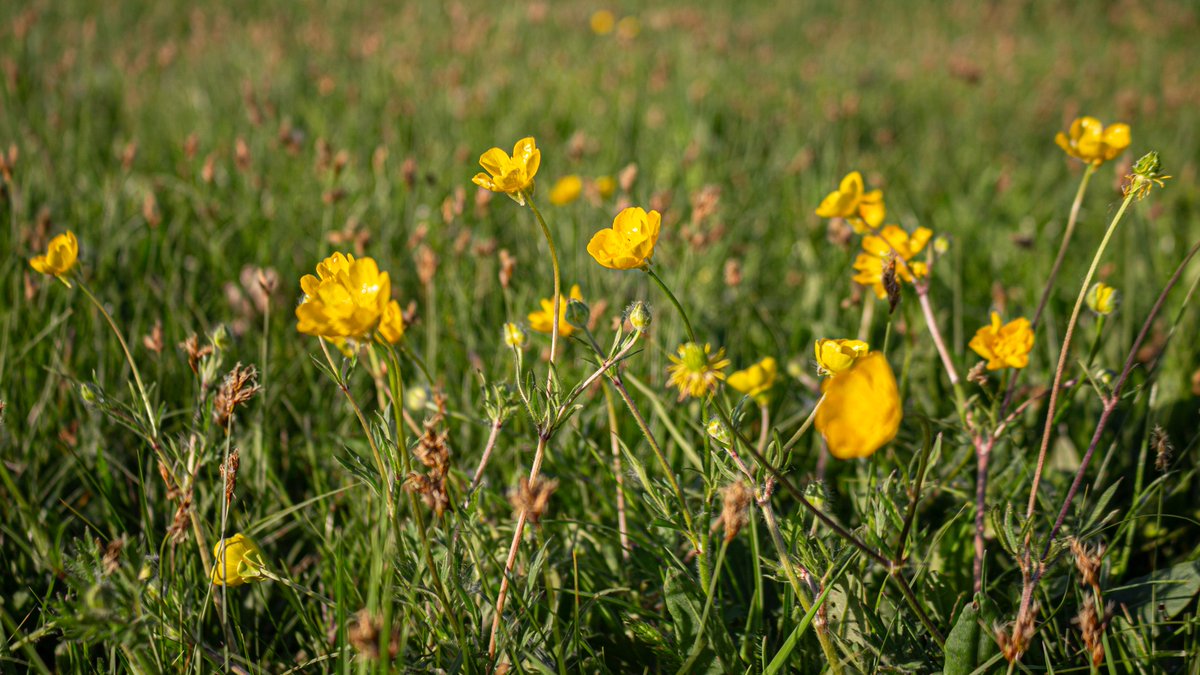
[
  {"left": 30, "top": 231, "right": 79, "bottom": 284},
  {"left": 503, "top": 322, "right": 526, "bottom": 348},
  {"left": 1086, "top": 282, "right": 1118, "bottom": 316},
  {"left": 667, "top": 342, "right": 730, "bottom": 401},
  {"left": 814, "top": 338, "right": 869, "bottom": 376},
  {"left": 969, "top": 312, "right": 1034, "bottom": 371},
  {"left": 211, "top": 533, "right": 266, "bottom": 587},
  {"left": 814, "top": 352, "right": 901, "bottom": 459},
  {"left": 852, "top": 225, "right": 932, "bottom": 298},
  {"left": 587, "top": 206, "right": 661, "bottom": 270},
  {"left": 296, "top": 252, "right": 393, "bottom": 341},
  {"left": 815, "top": 171, "right": 886, "bottom": 233},
  {"left": 549, "top": 175, "right": 583, "bottom": 205},
  {"left": 590, "top": 9, "right": 615, "bottom": 34},
  {"left": 528, "top": 284, "right": 584, "bottom": 338},
  {"left": 1055, "top": 117, "right": 1130, "bottom": 165},
  {"left": 727, "top": 357, "right": 778, "bottom": 404},
  {"left": 377, "top": 300, "right": 405, "bottom": 344},
  {"left": 472, "top": 137, "right": 540, "bottom": 204}
]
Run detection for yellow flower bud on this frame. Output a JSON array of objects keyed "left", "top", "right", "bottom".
[
  {"left": 814, "top": 339, "right": 868, "bottom": 377},
  {"left": 1086, "top": 282, "right": 1118, "bottom": 316},
  {"left": 503, "top": 322, "right": 526, "bottom": 348}
]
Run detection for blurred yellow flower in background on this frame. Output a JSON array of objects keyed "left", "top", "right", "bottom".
[
  {"left": 1055, "top": 117, "right": 1130, "bottom": 165},
  {"left": 667, "top": 342, "right": 730, "bottom": 401},
  {"left": 1086, "top": 282, "right": 1118, "bottom": 315},
  {"left": 587, "top": 206, "right": 661, "bottom": 270},
  {"left": 528, "top": 284, "right": 584, "bottom": 338},
  {"left": 595, "top": 176, "right": 617, "bottom": 199},
  {"left": 814, "top": 352, "right": 901, "bottom": 459},
  {"left": 814, "top": 338, "right": 869, "bottom": 376},
  {"left": 211, "top": 533, "right": 266, "bottom": 587},
  {"left": 590, "top": 9, "right": 615, "bottom": 34},
  {"left": 616, "top": 16, "right": 640, "bottom": 39},
  {"left": 968, "top": 312, "right": 1034, "bottom": 370},
  {"left": 30, "top": 231, "right": 79, "bottom": 284},
  {"left": 852, "top": 225, "right": 932, "bottom": 298},
  {"left": 296, "top": 252, "right": 393, "bottom": 341},
  {"left": 549, "top": 175, "right": 583, "bottom": 205},
  {"left": 727, "top": 357, "right": 778, "bottom": 404},
  {"left": 815, "top": 171, "right": 886, "bottom": 233},
  {"left": 472, "top": 137, "right": 541, "bottom": 204}
]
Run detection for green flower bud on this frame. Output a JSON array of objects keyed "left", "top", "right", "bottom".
[
  {"left": 627, "top": 301, "right": 652, "bottom": 333},
  {"left": 565, "top": 298, "right": 590, "bottom": 330}
]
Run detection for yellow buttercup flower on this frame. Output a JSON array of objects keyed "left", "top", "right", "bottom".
[
  {"left": 528, "top": 284, "right": 584, "bottom": 338},
  {"left": 814, "top": 338, "right": 869, "bottom": 376},
  {"left": 377, "top": 300, "right": 406, "bottom": 344},
  {"left": 549, "top": 175, "right": 583, "bottom": 206},
  {"left": 211, "top": 533, "right": 266, "bottom": 587},
  {"left": 815, "top": 171, "right": 886, "bottom": 233},
  {"left": 667, "top": 342, "right": 730, "bottom": 401},
  {"left": 968, "top": 312, "right": 1034, "bottom": 371},
  {"left": 727, "top": 357, "right": 778, "bottom": 404},
  {"left": 472, "top": 137, "right": 540, "bottom": 205},
  {"left": 814, "top": 352, "right": 901, "bottom": 460},
  {"left": 590, "top": 9, "right": 615, "bottom": 34},
  {"left": 295, "top": 252, "right": 393, "bottom": 341},
  {"left": 1055, "top": 117, "right": 1130, "bottom": 165},
  {"left": 30, "top": 231, "right": 79, "bottom": 285},
  {"left": 852, "top": 225, "right": 932, "bottom": 299},
  {"left": 587, "top": 206, "right": 661, "bottom": 270},
  {"left": 1086, "top": 282, "right": 1118, "bottom": 316}
]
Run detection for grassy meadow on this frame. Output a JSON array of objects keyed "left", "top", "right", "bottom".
[{"left": 3, "top": 0, "right": 1200, "bottom": 672}]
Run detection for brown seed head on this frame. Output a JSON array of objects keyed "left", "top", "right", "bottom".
[
  {"left": 510, "top": 476, "right": 559, "bottom": 524},
  {"left": 718, "top": 481, "right": 753, "bottom": 542},
  {"left": 1151, "top": 426, "right": 1173, "bottom": 472},
  {"left": 213, "top": 363, "right": 261, "bottom": 429}
]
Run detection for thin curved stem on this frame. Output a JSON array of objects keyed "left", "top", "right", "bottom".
[
  {"left": 77, "top": 280, "right": 157, "bottom": 438},
  {"left": 645, "top": 265, "right": 697, "bottom": 344},
  {"left": 1027, "top": 190, "right": 1135, "bottom": 521},
  {"left": 525, "top": 194, "right": 562, "bottom": 385}
]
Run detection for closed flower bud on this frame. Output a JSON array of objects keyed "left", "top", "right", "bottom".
[
  {"left": 503, "top": 322, "right": 526, "bottom": 348},
  {"left": 706, "top": 418, "right": 731, "bottom": 446},
  {"left": 565, "top": 298, "right": 590, "bottom": 330},
  {"left": 80, "top": 383, "right": 100, "bottom": 404},
  {"left": 1086, "top": 282, "right": 1118, "bottom": 315},
  {"left": 627, "top": 301, "right": 652, "bottom": 332}
]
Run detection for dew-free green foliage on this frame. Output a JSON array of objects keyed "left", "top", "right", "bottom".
[{"left": 2, "top": 0, "right": 1200, "bottom": 672}]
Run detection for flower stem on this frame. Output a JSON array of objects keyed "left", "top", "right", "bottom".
[
  {"left": 525, "top": 194, "right": 562, "bottom": 385},
  {"left": 1026, "top": 189, "right": 1135, "bottom": 521},
  {"left": 77, "top": 280, "right": 158, "bottom": 438},
  {"left": 781, "top": 395, "right": 824, "bottom": 453},
  {"left": 645, "top": 265, "right": 697, "bottom": 344}
]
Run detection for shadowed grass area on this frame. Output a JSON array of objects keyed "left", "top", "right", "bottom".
[{"left": 2, "top": 0, "right": 1199, "bottom": 672}]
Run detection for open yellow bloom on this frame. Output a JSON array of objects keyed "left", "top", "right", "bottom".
[
  {"left": 587, "top": 206, "right": 661, "bottom": 270},
  {"left": 549, "top": 175, "right": 583, "bottom": 205},
  {"left": 295, "top": 252, "right": 393, "bottom": 341},
  {"left": 503, "top": 322, "right": 526, "bottom": 348},
  {"left": 968, "top": 312, "right": 1034, "bottom": 371},
  {"left": 852, "top": 225, "right": 932, "bottom": 299},
  {"left": 30, "top": 231, "right": 79, "bottom": 284},
  {"left": 211, "top": 533, "right": 266, "bottom": 587},
  {"left": 1086, "top": 282, "right": 1118, "bottom": 316},
  {"left": 727, "top": 357, "right": 778, "bottom": 404},
  {"left": 815, "top": 171, "right": 886, "bottom": 233},
  {"left": 667, "top": 342, "right": 730, "bottom": 401},
  {"left": 1055, "top": 117, "right": 1130, "bottom": 165},
  {"left": 528, "top": 284, "right": 584, "bottom": 338},
  {"left": 814, "top": 338, "right": 869, "bottom": 376},
  {"left": 814, "top": 352, "right": 901, "bottom": 459},
  {"left": 472, "top": 137, "right": 540, "bottom": 204}
]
